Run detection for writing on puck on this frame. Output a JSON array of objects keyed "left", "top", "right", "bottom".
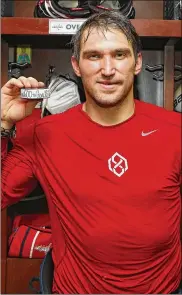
[{"left": 21, "top": 88, "right": 50, "bottom": 99}]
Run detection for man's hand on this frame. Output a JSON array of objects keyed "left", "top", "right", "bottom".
[{"left": 1, "top": 76, "right": 45, "bottom": 129}]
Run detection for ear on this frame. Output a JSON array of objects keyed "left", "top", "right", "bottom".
[
  {"left": 71, "top": 56, "right": 81, "bottom": 77},
  {"left": 134, "top": 52, "right": 142, "bottom": 75}
]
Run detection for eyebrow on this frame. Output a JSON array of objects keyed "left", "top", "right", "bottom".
[{"left": 82, "top": 48, "right": 132, "bottom": 57}]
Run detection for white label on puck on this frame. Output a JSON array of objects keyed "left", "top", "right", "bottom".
[
  {"left": 49, "top": 19, "right": 86, "bottom": 35},
  {"left": 21, "top": 88, "right": 50, "bottom": 99}
]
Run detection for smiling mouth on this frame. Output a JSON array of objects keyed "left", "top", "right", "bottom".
[{"left": 98, "top": 82, "right": 119, "bottom": 89}]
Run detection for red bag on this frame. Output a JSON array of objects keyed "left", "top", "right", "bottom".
[
  {"left": 8, "top": 214, "right": 52, "bottom": 258},
  {"left": 11, "top": 213, "right": 51, "bottom": 229}
]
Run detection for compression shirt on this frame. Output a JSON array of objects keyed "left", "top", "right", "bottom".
[{"left": 2, "top": 100, "right": 182, "bottom": 293}]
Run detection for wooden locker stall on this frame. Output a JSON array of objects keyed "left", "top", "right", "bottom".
[{"left": 1, "top": 0, "right": 182, "bottom": 293}]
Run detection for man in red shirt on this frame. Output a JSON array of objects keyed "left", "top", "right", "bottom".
[{"left": 1, "top": 11, "right": 182, "bottom": 294}]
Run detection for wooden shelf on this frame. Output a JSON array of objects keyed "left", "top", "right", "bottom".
[
  {"left": 1, "top": 17, "right": 182, "bottom": 50},
  {"left": 1, "top": 10, "right": 181, "bottom": 295},
  {"left": 1, "top": 17, "right": 182, "bottom": 37},
  {"left": 1, "top": 17, "right": 182, "bottom": 38}
]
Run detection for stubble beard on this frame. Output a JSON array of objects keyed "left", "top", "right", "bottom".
[{"left": 84, "top": 80, "right": 134, "bottom": 109}]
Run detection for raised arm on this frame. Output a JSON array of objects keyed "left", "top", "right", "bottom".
[{"left": 1, "top": 76, "right": 44, "bottom": 209}]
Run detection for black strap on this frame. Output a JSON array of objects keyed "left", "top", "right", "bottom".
[{"left": 19, "top": 227, "right": 31, "bottom": 257}]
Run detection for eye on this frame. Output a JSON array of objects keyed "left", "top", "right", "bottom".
[
  {"left": 88, "top": 54, "right": 100, "bottom": 60},
  {"left": 115, "top": 52, "right": 126, "bottom": 59}
]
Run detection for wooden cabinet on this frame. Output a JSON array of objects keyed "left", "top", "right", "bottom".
[
  {"left": 6, "top": 258, "right": 42, "bottom": 294},
  {"left": 1, "top": 197, "right": 48, "bottom": 294},
  {"left": 1, "top": 0, "right": 182, "bottom": 293}
]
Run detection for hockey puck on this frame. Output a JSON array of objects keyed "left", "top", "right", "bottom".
[{"left": 21, "top": 88, "right": 50, "bottom": 99}]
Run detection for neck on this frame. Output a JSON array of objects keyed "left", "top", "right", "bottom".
[{"left": 82, "top": 93, "right": 135, "bottom": 127}]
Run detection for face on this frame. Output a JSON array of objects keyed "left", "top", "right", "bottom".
[{"left": 72, "top": 28, "right": 142, "bottom": 108}]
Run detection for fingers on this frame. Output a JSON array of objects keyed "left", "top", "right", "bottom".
[
  {"left": 38, "top": 81, "right": 45, "bottom": 88},
  {"left": 3, "top": 77, "right": 24, "bottom": 90},
  {"left": 25, "top": 99, "right": 42, "bottom": 117},
  {"left": 3, "top": 76, "right": 45, "bottom": 90},
  {"left": 18, "top": 76, "right": 45, "bottom": 89}
]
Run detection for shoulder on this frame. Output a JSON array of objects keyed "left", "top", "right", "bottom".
[
  {"left": 34, "top": 105, "right": 82, "bottom": 136},
  {"left": 135, "top": 99, "right": 181, "bottom": 129}
]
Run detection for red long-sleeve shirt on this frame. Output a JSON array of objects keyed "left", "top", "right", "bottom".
[{"left": 1, "top": 100, "right": 182, "bottom": 294}]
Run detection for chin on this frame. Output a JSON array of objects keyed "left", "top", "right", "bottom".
[{"left": 93, "top": 97, "right": 123, "bottom": 108}]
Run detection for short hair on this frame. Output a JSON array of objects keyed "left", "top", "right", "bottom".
[{"left": 71, "top": 11, "right": 142, "bottom": 61}]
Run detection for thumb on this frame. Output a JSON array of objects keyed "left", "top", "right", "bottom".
[{"left": 25, "top": 99, "right": 42, "bottom": 117}]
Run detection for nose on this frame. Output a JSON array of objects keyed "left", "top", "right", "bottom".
[{"left": 101, "top": 56, "right": 115, "bottom": 77}]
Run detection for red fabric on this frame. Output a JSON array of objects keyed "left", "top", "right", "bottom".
[
  {"left": 1, "top": 138, "right": 8, "bottom": 160},
  {"left": 8, "top": 225, "right": 52, "bottom": 258},
  {"left": 11, "top": 108, "right": 41, "bottom": 146},
  {"left": 8, "top": 213, "right": 51, "bottom": 258},
  {"left": 1, "top": 100, "right": 182, "bottom": 293},
  {"left": 11, "top": 213, "right": 51, "bottom": 230},
  {"left": 1, "top": 110, "right": 40, "bottom": 206}
]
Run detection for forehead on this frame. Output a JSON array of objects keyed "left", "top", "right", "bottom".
[{"left": 80, "top": 27, "right": 132, "bottom": 52}]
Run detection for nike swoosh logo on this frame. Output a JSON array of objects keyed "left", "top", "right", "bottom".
[{"left": 141, "top": 129, "right": 158, "bottom": 136}]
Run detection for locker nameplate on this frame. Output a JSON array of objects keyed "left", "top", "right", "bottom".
[{"left": 49, "top": 19, "right": 86, "bottom": 35}]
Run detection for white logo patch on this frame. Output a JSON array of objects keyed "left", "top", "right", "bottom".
[
  {"left": 108, "top": 152, "right": 128, "bottom": 177},
  {"left": 141, "top": 129, "right": 158, "bottom": 136}
]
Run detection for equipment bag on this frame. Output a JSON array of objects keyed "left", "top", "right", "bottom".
[
  {"left": 34, "top": 0, "right": 91, "bottom": 18},
  {"left": 88, "top": 0, "right": 135, "bottom": 18}
]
